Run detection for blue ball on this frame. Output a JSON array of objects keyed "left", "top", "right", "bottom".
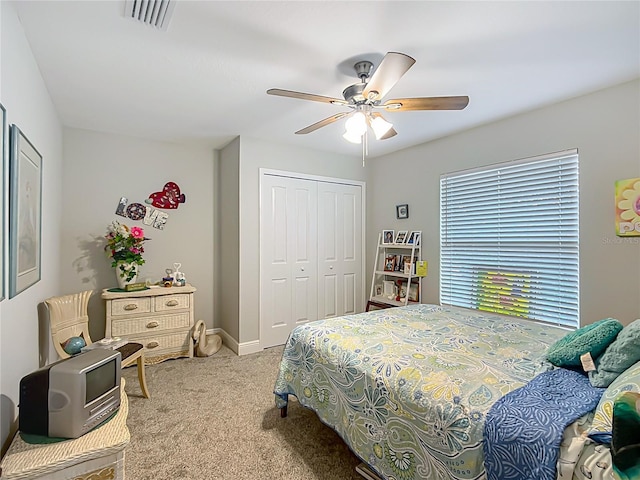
[{"left": 63, "top": 336, "right": 86, "bottom": 355}]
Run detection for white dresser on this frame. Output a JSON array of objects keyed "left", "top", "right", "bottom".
[{"left": 102, "top": 284, "right": 196, "bottom": 365}]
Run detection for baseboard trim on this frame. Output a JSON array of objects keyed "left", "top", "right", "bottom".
[{"left": 210, "top": 328, "right": 262, "bottom": 356}]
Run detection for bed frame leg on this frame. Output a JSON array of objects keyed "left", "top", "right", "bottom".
[{"left": 280, "top": 406, "right": 288, "bottom": 418}]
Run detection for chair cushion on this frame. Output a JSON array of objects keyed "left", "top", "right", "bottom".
[
  {"left": 546, "top": 318, "right": 623, "bottom": 367},
  {"left": 589, "top": 319, "right": 640, "bottom": 388},
  {"left": 116, "top": 342, "right": 144, "bottom": 361}
]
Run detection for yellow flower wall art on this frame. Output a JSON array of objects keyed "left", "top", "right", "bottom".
[{"left": 616, "top": 177, "right": 640, "bottom": 236}]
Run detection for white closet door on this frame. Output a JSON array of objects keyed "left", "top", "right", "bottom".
[
  {"left": 260, "top": 175, "right": 318, "bottom": 348},
  {"left": 317, "top": 182, "right": 363, "bottom": 318}
]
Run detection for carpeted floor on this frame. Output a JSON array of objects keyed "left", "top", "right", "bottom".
[{"left": 121, "top": 344, "right": 363, "bottom": 479}]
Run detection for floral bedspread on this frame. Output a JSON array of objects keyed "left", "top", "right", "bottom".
[{"left": 273, "top": 304, "right": 566, "bottom": 480}]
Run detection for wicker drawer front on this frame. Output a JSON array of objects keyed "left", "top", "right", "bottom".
[
  {"left": 110, "top": 312, "right": 191, "bottom": 336},
  {"left": 111, "top": 297, "right": 151, "bottom": 316},
  {"left": 140, "top": 332, "right": 190, "bottom": 354},
  {"left": 154, "top": 294, "right": 190, "bottom": 312}
]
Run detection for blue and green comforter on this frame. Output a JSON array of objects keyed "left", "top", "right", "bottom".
[{"left": 273, "top": 304, "right": 566, "bottom": 480}]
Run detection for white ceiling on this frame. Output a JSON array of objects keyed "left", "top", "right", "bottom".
[{"left": 12, "top": 1, "right": 640, "bottom": 158}]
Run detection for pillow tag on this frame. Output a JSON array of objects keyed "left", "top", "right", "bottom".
[{"left": 580, "top": 352, "right": 596, "bottom": 372}]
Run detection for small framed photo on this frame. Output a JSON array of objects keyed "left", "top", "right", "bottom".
[
  {"left": 395, "top": 230, "right": 408, "bottom": 244},
  {"left": 396, "top": 204, "right": 409, "bottom": 219},
  {"left": 407, "top": 230, "right": 421, "bottom": 246},
  {"left": 375, "top": 284, "right": 383, "bottom": 296},
  {"left": 382, "top": 230, "right": 395, "bottom": 244},
  {"left": 408, "top": 282, "right": 420, "bottom": 302},
  {"left": 383, "top": 255, "right": 396, "bottom": 271}
]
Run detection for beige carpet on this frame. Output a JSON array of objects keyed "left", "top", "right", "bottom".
[{"left": 121, "top": 344, "right": 363, "bottom": 479}]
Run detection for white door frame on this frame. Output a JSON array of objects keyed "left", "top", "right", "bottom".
[{"left": 259, "top": 168, "right": 366, "bottom": 349}]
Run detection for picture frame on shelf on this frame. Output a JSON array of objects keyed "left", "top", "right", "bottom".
[
  {"left": 382, "top": 229, "right": 395, "bottom": 244},
  {"left": 375, "top": 284, "right": 383, "bottom": 296},
  {"left": 383, "top": 280, "right": 395, "bottom": 296},
  {"left": 8, "top": 125, "right": 42, "bottom": 298},
  {"left": 384, "top": 255, "right": 396, "bottom": 271},
  {"left": 395, "top": 230, "right": 408, "bottom": 244},
  {"left": 396, "top": 204, "right": 409, "bottom": 219},
  {"left": 407, "top": 230, "right": 421, "bottom": 246},
  {"left": 408, "top": 281, "right": 420, "bottom": 302}
]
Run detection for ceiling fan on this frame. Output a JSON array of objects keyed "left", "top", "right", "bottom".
[{"left": 267, "top": 52, "right": 469, "bottom": 145}]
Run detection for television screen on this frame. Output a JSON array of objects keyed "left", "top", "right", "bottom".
[{"left": 85, "top": 359, "right": 116, "bottom": 404}]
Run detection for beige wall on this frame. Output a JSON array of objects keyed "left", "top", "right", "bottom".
[
  {"left": 60, "top": 128, "right": 216, "bottom": 341},
  {"left": 366, "top": 79, "right": 640, "bottom": 326},
  {"left": 0, "top": 2, "right": 63, "bottom": 451},
  {"left": 217, "top": 137, "right": 240, "bottom": 341}
]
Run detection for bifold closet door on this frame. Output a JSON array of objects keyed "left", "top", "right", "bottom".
[
  {"left": 317, "top": 182, "right": 363, "bottom": 318},
  {"left": 260, "top": 176, "right": 318, "bottom": 348}
]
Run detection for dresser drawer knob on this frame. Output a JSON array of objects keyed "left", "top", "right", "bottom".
[
  {"left": 165, "top": 300, "right": 179, "bottom": 307},
  {"left": 146, "top": 321, "right": 159, "bottom": 329},
  {"left": 124, "top": 304, "right": 138, "bottom": 311},
  {"left": 146, "top": 341, "right": 160, "bottom": 349}
]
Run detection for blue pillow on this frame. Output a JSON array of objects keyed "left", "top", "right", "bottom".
[
  {"left": 589, "top": 319, "right": 640, "bottom": 387},
  {"left": 546, "top": 318, "right": 623, "bottom": 367}
]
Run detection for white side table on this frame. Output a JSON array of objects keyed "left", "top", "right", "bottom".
[{"left": 0, "top": 383, "right": 129, "bottom": 480}]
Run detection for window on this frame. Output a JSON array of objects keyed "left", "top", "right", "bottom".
[{"left": 440, "top": 149, "right": 579, "bottom": 328}]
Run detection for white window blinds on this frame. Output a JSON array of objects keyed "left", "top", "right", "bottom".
[{"left": 440, "top": 149, "right": 579, "bottom": 328}]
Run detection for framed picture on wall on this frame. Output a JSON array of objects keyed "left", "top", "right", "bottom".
[
  {"left": 396, "top": 204, "right": 409, "bottom": 219},
  {"left": 8, "top": 125, "right": 42, "bottom": 298},
  {"left": 0, "top": 103, "right": 6, "bottom": 301}
]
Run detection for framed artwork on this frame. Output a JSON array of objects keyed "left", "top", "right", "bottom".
[
  {"left": 383, "top": 255, "right": 396, "bottom": 271},
  {"left": 615, "top": 177, "right": 640, "bottom": 236},
  {"left": 396, "top": 204, "right": 409, "bottom": 219},
  {"left": 8, "top": 125, "right": 42, "bottom": 298},
  {"left": 395, "top": 230, "right": 408, "bottom": 244},
  {"left": 408, "top": 281, "right": 420, "bottom": 302},
  {"left": 407, "top": 230, "right": 421, "bottom": 246},
  {"left": 0, "top": 103, "right": 6, "bottom": 301},
  {"left": 375, "top": 284, "right": 383, "bottom": 296},
  {"left": 382, "top": 229, "right": 395, "bottom": 244}
]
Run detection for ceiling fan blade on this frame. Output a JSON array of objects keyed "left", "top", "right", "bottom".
[
  {"left": 295, "top": 112, "right": 351, "bottom": 135},
  {"left": 382, "top": 96, "right": 469, "bottom": 111},
  {"left": 267, "top": 88, "right": 348, "bottom": 106},
  {"left": 362, "top": 52, "right": 416, "bottom": 102}
]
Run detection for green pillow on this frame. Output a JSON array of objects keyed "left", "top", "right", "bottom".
[
  {"left": 589, "top": 360, "right": 640, "bottom": 434},
  {"left": 612, "top": 391, "right": 640, "bottom": 480},
  {"left": 546, "top": 318, "right": 623, "bottom": 367},
  {"left": 590, "top": 319, "right": 640, "bottom": 388}
]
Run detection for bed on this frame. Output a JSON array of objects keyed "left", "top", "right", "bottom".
[{"left": 273, "top": 304, "right": 638, "bottom": 480}]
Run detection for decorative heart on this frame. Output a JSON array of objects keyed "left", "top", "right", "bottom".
[{"left": 146, "top": 182, "right": 186, "bottom": 209}]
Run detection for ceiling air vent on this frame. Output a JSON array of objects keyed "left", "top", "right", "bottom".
[{"left": 124, "top": 0, "right": 176, "bottom": 31}]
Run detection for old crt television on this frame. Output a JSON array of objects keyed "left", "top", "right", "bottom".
[{"left": 19, "top": 349, "right": 122, "bottom": 439}]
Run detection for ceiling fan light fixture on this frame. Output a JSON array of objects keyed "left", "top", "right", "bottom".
[
  {"left": 345, "top": 111, "right": 367, "bottom": 134},
  {"left": 343, "top": 130, "right": 363, "bottom": 144},
  {"left": 370, "top": 116, "right": 394, "bottom": 140}
]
